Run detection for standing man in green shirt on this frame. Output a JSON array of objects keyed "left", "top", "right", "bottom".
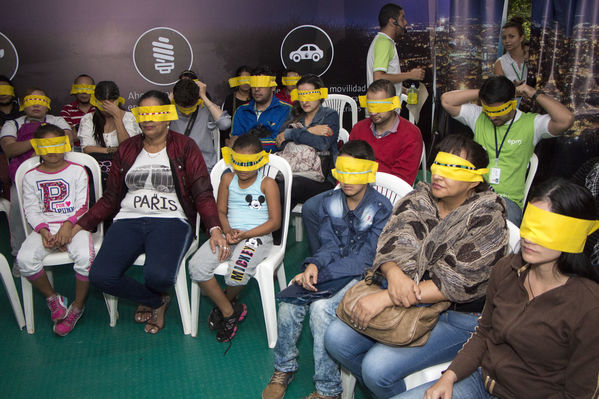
[
  {"left": 441, "top": 76, "right": 574, "bottom": 225},
  {"left": 366, "top": 3, "right": 425, "bottom": 96}
]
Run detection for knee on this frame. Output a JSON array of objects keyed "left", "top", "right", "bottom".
[
  {"left": 145, "top": 269, "right": 176, "bottom": 292},
  {"left": 361, "top": 355, "right": 399, "bottom": 398},
  {"left": 309, "top": 300, "right": 335, "bottom": 335},
  {"left": 324, "top": 319, "right": 348, "bottom": 360},
  {"left": 89, "top": 262, "right": 113, "bottom": 290}
]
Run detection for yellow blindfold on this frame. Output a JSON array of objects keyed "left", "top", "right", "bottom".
[
  {"left": 20, "top": 95, "right": 51, "bottom": 111},
  {"left": 290, "top": 88, "right": 328, "bottom": 102},
  {"left": 359, "top": 95, "right": 401, "bottom": 114},
  {"left": 282, "top": 76, "right": 301, "bottom": 86},
  {"left": 70, "top": 84, "right": 95, "bottom": 95},
  {"left": 131, "top": 105, "right": 179, "bottom": 123},
  {"left": 221, "top": 147, "right": 269, "bottom": 171},
  {"left": 249, "top": 75, "right": 277, "bottom": 88},
  {"left": 430, "top": 152, "right": 488, "bottom": 183},
  {"left": 482, "top": 100, "right": 517, "bottom": 117},
  {"left": 31, "top": 135, "right": 71, "bottom": 155},
  {"left": 228, "top": 76, "right": 251, "bottom": 88},
  {"left": 331, "top": 156, "right": 378, "bottom": 184},
  {"left": 0, "top": 85, "right": 15, "bottom": 97},
  {"left": 90, "top": 95, "right": 125, "bottom": 111},
  {"left": 520, "top": 203, "right": 599, "bottom": 253},
  {"left": 173, "top": 99, "right": 204, "bottom": 115}
]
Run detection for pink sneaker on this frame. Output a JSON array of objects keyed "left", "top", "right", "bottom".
[
  {"left": 53, "top": 305, "right": 84, "bottom": 336},
  {"left": 46, "top": 295, "right": 67, "bottom": 322}
]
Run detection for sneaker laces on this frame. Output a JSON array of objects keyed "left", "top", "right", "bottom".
[
  {"left": 63, "top": 307, "right": 82, "bottom": 324},
  {"left": 47, "top": 296, "right": 63, "bottom": 313},
  {"left": 269, "top": 370, "right": 292, "bottom": 386}
]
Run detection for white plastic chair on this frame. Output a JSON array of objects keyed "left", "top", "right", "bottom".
[
  {"left": 0, "top": 197, "right": 9, "bottom": 214},
  {"left": 15, "top": 152, "right": 109, "bottom": 334},
  {"left": 190, "top": 154, "right": 293, "bottom": 348},
  {"left": 400, "top": 93, "right": 416, "bottom": 124},
  {"left": 0, "top": 253, "right": 25, "bottom": 329},
  {"left": 341, "top": 220, "right": 521, "bottom": 398},
  {"left": 523, "top": 153, "right": 538, "bottom": 205},
  {"left": 372, "top": 172, "right": 413, "bottom": 205},
  {"left": 212, "top": 127, "right": 221, "bottom": 160},
  {"left": 292, "top": 129, "right": 351, "bottom": 242},
  {"left": 103, "top": 221, "right": 198, "bottom": 335},
  {"left": 323, "top": 94, "right": 358, "bottom": 131}
]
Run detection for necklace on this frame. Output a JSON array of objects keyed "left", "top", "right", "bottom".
[{"left": 144, "top": 140, "right": 166, "bottom": 158}]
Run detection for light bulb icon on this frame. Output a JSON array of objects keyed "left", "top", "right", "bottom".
[{"left": 152, "top": 37, "right": 175, "bottom": 74}]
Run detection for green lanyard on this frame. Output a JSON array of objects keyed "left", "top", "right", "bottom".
[{"left": 511, "top": 62, "right": 526, "bottom": 82}]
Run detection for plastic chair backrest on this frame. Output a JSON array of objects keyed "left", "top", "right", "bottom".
[
  {"left": 373, "top": 172, "right": 414, "bottom": 206},
  {"left": 323, "top": 94, "right": 358, "bottom": 130},
  {"left": 400, "top": 93, "right": 416, "bottom": 123},
  {"left": 507, "top": 220, "right": 521, "bottom": 254},
  {"left": 338, "top": 128, "right": 350, "bottom": 144},
  {"left": 212, "top": 127, "right": 221, "bottom": 159},
  {"left": 15, "top": 152, "right": 104, "bottom": 240},
  {"left": 523, "top": 153, "right": 538, "bottom": 205},
  {"left": 210, "top": 154, "right": 293, "bottom": 246}
]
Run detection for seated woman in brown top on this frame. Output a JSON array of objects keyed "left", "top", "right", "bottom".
[{"left": 394, "top": 179, "right": 599, "bottom": 399}]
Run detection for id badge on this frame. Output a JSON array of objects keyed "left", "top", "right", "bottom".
[{"left": 490, "top": 167, "right": 501, "bottom": 184}]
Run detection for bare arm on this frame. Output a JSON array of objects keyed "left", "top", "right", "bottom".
[
  {"left": 516, "top": 84, "right": 574, "bottom": 135},
  {"left": 216, "top": 173, "right": 233, "bottom": 235},
  {"left": 1, "top": 136, "right": 33, "bottom": 159},
  {"left": 441, "top": 89, "right": 479, "bottom": 118},
  {"left": 83, "top": 145, "right": 115, "bottom": 154},
  {"left": 494, "top": 59, "right": 504, "bottom": 76},
  {"left": 374, "top": 68, "right": 425, "bottom": 84},
  {"left": 197, "top": 81, "right": 224, "bottom": 121}
]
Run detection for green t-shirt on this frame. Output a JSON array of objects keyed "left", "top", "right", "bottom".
[{"left": 474, "top": 112, "right": 536, "bottom": 208}]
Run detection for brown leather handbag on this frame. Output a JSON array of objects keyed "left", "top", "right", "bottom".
[{"left": 336, "top": 276, "right": 450, "bottom": 347}]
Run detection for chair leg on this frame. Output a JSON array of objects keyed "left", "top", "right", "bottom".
[
  {"left": 0, "top": 257, "right": 25, "bottom": 329},
  {"left": 190, "top": 280, "right": 201, "bottom": 337},
  {"left": 21, "top": 276, "right": 35, "bottom": 334},
  {"left": 104, "top": 293, "right": 118, "bottom": 327},
  {"left": 255, "top": 265, "right": 278, "bottom": 348},
  {"left": 294, "top": 214, "right": 303, "bottom": 242},
  {"left": 46, "top": 270, "right": 54, "bottom": 287},
  {"left": 275, "top": 262, "right": 286, "bottom": 292},
  {"left": 174, "top": 263, "right": 191, "bottom": 335},
  {"left": 341, "top": 368, "right": 356, "bottom": 399}
]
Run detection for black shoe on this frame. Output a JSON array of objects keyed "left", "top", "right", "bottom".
[
  {"left": 208, "top": 298, "right": 237, "bottom": 330},
  {"left": 216, "top": 303, "right": 247, "bottom": 343}
]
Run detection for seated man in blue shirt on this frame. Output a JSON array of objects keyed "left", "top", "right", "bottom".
[
  {"left": 262, "top": 140, "right": 393, "bottom": 399},
  {"left": 230, "top": 66, "right": 291, "bottom": 152}
]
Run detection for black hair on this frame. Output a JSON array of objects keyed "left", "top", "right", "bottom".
[
  {"left": 479, "top": 76, "right": 515, "bottom": 105},
  {"left": 339, "top": 140, "right": 375, "bottom": 161},
  {"left": 235, "top": 65, "right": 252, "bottom": 76},
  {"left": 178, "top": 70, "right": 198, "bottom": 80},
  {"left": 289, "top": 74, "right": 325, "bottom": 122},
  {"left": 368, "top": 79, "right": 396, "bottom": 98},
  {"left": 138, "top": 90, "right": 170, "bottom": 106},
  {"left": 92, "top": 81, "right": 121, "bottom": 147},
  {"left": 22, "top": 87, "right": 46, "bottom": 100},
  {"left": 173, "top": 79, "right": 199, "bottom": 108},
  {"left": 233, "top": 131, "right": 264, "bottom": 153},
  {"left": 527, "top": 179, "right": 599, "bottom": 284},
  {"left": 74, "top": 74, "right": 95, "bottom": 84},
  {"left": 502, "top": 16, "right": 525, "bottom": 37},
  {"left": 378, "top": 3, "right": 403, "bottom": 28},
  {"left": 0, "top": 75, "right": 13, "bottom": 85},
  {"left": 435, "top": 134, "right": 490, "bottom": 192},
  {"left": 279, "top": 68, "right": 299, "bottom": 87},
  {"left": 252, "top": 65, "right": 274, "bottom": 77},
  {"left": 33, "top": 123, "right": 64, "bottom": 139}
]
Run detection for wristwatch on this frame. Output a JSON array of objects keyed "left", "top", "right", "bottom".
[{"left": 531, "top": 90, "right": 544, "bottom": 101}]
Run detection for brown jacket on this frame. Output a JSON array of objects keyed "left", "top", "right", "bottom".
[{"left": 448, "top": 254, "right": 599, "bottom": 398}]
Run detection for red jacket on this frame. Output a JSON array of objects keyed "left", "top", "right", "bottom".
[{"left": 78, "top": 131, "right": 220, "bottom": 233}]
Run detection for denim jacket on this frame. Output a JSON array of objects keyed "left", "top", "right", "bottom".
[
  {"left": 281, "top": 106, "right": 339, "bottom": 155},
  {"left": 303, "top": 185, "right": 392, "bottom": 283}
]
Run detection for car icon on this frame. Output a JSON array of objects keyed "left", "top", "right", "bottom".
[{"left": 289, "top": 44, "right": 324, "bottom": 62}]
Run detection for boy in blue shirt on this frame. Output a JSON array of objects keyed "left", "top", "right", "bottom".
[{"left": 262, "top": 140, "right": 393, "bottom": 399}]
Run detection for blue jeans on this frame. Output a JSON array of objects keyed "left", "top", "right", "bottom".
[
  {"left": 90, "top": 217, "right": 192, "bottom": 308},
  {"left": 390, "top": 368, "right": 498, "bottom": 399},
  {"left": 273, "top": 279, "right": 357, "bottom": 397},
  {"left": 503, "top": 196, "right": 522, "bottom": 227},
  {"left": 301, "top": 190, "right": 329, "bottom": 253},
  {"left": 324, "top": 310, "right": 479, "bottom": 398}
]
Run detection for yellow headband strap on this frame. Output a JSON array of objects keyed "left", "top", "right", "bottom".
[
  {"left": 282, "top": 76, "right": 301, "bottom": 86},
  {"left": 430, "top": 151, "right": 488, "bottom": 183},
  {"left": 359, "top": 95, "right": 401, "bottom": 113},
  {"left": 70, "top": 84, "right": 95, "bottom": 95},
  {"left": 290, "top": 88, "right": 328, "bottom": 102},
  {"left": 520, "top": 203, "right": 599, "bottom": 253},
  {"left": 30, "top": 135, "right": 71, "bottom": 155},
  {"left": 250, "top": 75, "right": 277, "bottom": 88},
  {"left": 228, "top": 76, "right": 251, "bottom": 88},
  {"left": 20, "top": 95, "right": 51, "bottom": 111},
  {"left": 90, "top": 95, "right": 125, "bottom": 111},
  {"left": 173, "top": 99, "right": 204, "bottom": 115},
  {"left": 331, "top": 156, "right": 378, "bottom": 184},
  {"left": 482, "top": 100, "right": 517, "bottom": 117},
  {"left": 221, "top": 147, "right": 269, "bottom": 171},
  {"left": 131, "top": 104, "right": 179, "bottom": 123},
  {"left": 0, "top": 85, "right": 15, "bottom": 97}
]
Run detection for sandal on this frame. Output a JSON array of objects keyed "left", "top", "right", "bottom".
[
  {"left": 134, "top": 305, "right": 153, "bottom": 323},
  {"left": 145, "top": 295, "right": 171, "bottom": 334}
]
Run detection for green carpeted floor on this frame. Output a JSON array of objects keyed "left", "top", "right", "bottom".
[{"left": 0, "top": 214, "right": 369, "bottom": 399}]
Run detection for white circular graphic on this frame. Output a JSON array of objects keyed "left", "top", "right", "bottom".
[
  {"left": 280, "top": 25, "right": 334, "bottom": 76},
  {"left": 133, "top": 27, "right": 193, "bottom": 86},
  {"left": 0, "top": 32, "right": 19, "bottom": 80}
]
